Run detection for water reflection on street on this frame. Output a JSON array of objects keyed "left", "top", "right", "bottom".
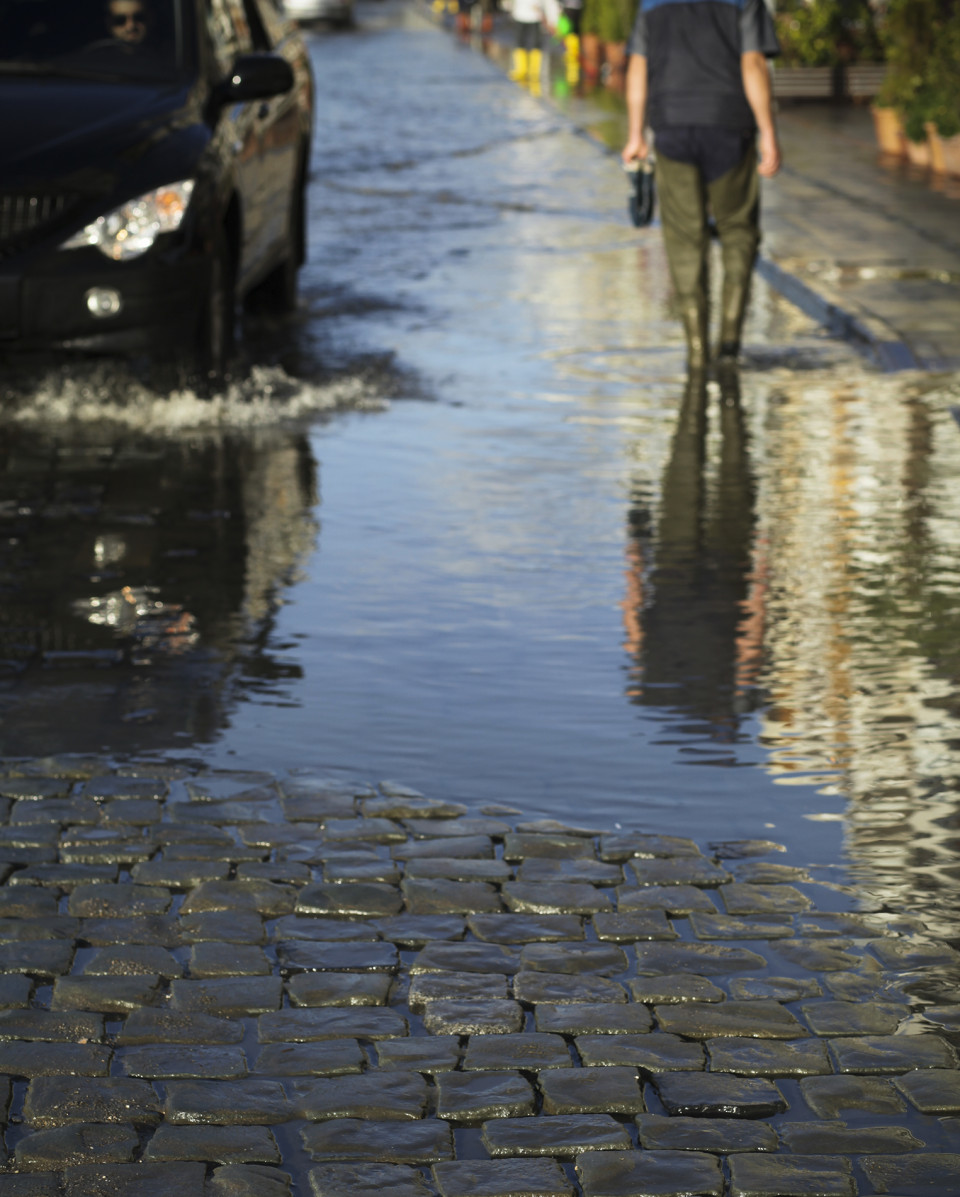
[
  {"left": 0, "top": 423, "right": 317, "bottom": 753},
  {"left": 0, "top": 0, "right": 959, "bottom": 949},
  {"left": 623, "top": 370, "right": 759, "bottom": 746},
  {"left": 753, "top": 373, "right": 960, "bottom": 939}
]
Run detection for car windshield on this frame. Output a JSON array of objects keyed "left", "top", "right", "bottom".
[{"left": 0, "top": 0, "right": 185, "bottom": 82}]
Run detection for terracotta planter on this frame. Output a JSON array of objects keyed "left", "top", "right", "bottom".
[
  {"left": 925, "top": 122, "right": 946, "bottom": 174},
  {"left": 871, "top": 105, "right": 905, "bottom": 157},
  {"left": 940, "top": 133, "right": 960, "bottom": 179},
  {"left": 904, "top": 134, "right": 931, "bottom": 169}
]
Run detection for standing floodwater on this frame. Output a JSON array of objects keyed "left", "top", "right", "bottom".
[{"left": 1, "top": 0, "right": 960, "bottom": 946}]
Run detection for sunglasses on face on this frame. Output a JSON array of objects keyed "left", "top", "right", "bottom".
[{"left": 110, "top": 10, "right": 146, "bottom": 24}]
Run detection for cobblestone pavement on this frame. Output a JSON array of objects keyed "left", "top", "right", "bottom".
[{"left": 0, "top": 759, "right": 958, "bottom": 1196}]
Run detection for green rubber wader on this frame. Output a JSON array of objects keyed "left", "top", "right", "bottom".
[{"left": 655, "top": 142, "right": 760, "bottom": 363}]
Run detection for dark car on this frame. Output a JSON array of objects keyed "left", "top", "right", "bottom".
[{"left": 0, "top": 0, "right": 313, "bottom": 382}]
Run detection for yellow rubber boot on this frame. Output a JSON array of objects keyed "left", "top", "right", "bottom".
[
  {"left": 528, "top": 48, "right": 542, "bottom": 94},
  {"left": 564, "top": 33, "right": 580, "bottom": 84},
  {"left": 509, "top": 47, "right": 529, "bottom": 80}
]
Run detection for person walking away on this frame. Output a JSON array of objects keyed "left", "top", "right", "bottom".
[
  {"left": 621, "top": 0, "right": 781, "bottom": 370},
  {"left": 510, "top": 0, "right": 560, "bottom": 89},
  {"left": 556, "top": 0, "right": 582, "bottom": 82}
]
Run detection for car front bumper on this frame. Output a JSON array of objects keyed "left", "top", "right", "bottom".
[{"left": 0, "top": 241, "right": 206, "bottom": 357}]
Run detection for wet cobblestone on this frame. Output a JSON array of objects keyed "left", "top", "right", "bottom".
[{"left": 0, "top": 760, "right": 958, "bottom": 1194}]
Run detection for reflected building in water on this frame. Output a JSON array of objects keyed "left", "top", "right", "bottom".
[
  {"left": 625, "top": 368, "right": 960, "bottom": 939},
  {"left": 0, "top": 427, "right": 318, "bottom": 755},
  {"left": 752, "top": 378, "right": 960, "bottom": 939}
]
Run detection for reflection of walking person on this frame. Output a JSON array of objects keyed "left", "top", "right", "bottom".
[
  {"left": 623, "top": 370, "right": 760, "bottom": 737},
  {"left": 510, "top": 0, "right": 560, "bottom": 90},
  {"left": 621, "top": 0, "right": 781, "bottom": 370}
]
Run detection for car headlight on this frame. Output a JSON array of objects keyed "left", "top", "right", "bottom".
[{"left": 61, "top": 180, "right": 195, "bottom": 261}]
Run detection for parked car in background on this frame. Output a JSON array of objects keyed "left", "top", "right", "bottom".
[
  {"left": 283, "top": 0, "right": 353, "bottom": 29},
  {"left": 0, "top": 0, "right": 314, "bottom": 384}
]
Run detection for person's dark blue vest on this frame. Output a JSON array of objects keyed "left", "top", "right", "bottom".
[{"left": 643, "top": 0, "right": 755, "bottom": 131}]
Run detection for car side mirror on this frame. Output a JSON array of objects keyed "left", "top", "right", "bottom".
[{"left": 218, "top": 52, "right": 295, "bottom": 103}]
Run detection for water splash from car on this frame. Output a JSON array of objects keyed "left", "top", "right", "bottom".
[{"left": 0, "top": 358, "right": 392, "bottom": 432}]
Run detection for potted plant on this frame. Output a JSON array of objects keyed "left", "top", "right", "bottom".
[
  {"left": 871, "top": 76, "right": 907, "bottom": 155},
  {"left": 922, "top": 9, "right": 960, "bottom": 174},
  {"left": 872, "top": 0, "right": 957, "bottom": 164}
]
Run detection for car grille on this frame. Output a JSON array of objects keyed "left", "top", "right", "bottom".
[{"left": 0, "top": 192, "right": 81, "bottom": 258}]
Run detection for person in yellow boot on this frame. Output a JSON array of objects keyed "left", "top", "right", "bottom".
[
  {"left": 557, "top": 0, "right": 582, "bottom": 84},
  {"left": 510, "top": 0, "right": 560, "bottom": 87}
]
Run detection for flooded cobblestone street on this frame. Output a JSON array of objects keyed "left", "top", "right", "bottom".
[{"left": 1, "top": 0, "right": 960, "bottom": 1189}]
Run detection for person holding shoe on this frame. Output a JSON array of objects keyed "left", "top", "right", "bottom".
[{"left": 621, "top": 0, "right": 781, "bottom": 370}]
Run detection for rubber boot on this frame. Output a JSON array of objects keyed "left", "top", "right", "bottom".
[
  {"left": 678, "top": 297, "right": 710, "bottom": 373},
  {"left": 564, "top": 33, "right": 580, "bottom": 84},
  {"left": 528, "top": 48, "right": 543, "bottom": 95},
  {"left": 509, "top": 47, "right": 528, "bottom": 80},
  {"left": 717, "top": 272, "right": 751, "bottom": 363}
]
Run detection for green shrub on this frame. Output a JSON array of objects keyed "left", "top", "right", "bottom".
[
  {"left": 775, "top": 0, "right": 882, "bottom": 67},
  {"left": 877, "top": 0, "right": 960, "bottom": 141}
]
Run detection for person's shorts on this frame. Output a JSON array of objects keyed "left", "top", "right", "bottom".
[
  {"left": 458, "top": 0, "right": 476, "bottom": 12},
  {"left": 515, "top": 19, "right": 542, "bottom": 49},
  {"left": 654, "top": 126, "right": 754, "bottom": 185}
]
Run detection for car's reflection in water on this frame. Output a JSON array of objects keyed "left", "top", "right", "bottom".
[{"left": 0, "top": 422, "right": 317, "bottom": 755}]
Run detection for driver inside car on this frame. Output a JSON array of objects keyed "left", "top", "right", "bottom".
[{"left": 106, "top": 0, "right": 151, "bottom": 44}]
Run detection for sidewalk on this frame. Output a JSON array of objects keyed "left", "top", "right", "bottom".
[
  {"left": 761, "top": 105, "right": 960, "bottom": 372},
  {"left": 468, "top": 20, "right": 960, "bottom": 373}
]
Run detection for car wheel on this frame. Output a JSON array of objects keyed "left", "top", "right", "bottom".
[
  {"left": 247, "top": 170, "right": 306, "bottom": 315},
  {"left": 196, "top": 227, "right": 237, "bottom": 390}
]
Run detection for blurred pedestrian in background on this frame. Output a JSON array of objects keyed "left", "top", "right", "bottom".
[
  {"left": 580, "top": 0, "right": 637, "bottom": 84},
  {"left": 621, "top": 0, "right": 781, "bottom": 371},
  {"left": 509, "top": 0, "right": 561, "bottom": 90},
  {"left": 555, "top": 0, "right": 582, "bottom": 81}
]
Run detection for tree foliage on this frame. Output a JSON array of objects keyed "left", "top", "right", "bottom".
[{"left": 775, "top": 0, "right": 882, "bottom": 67}]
